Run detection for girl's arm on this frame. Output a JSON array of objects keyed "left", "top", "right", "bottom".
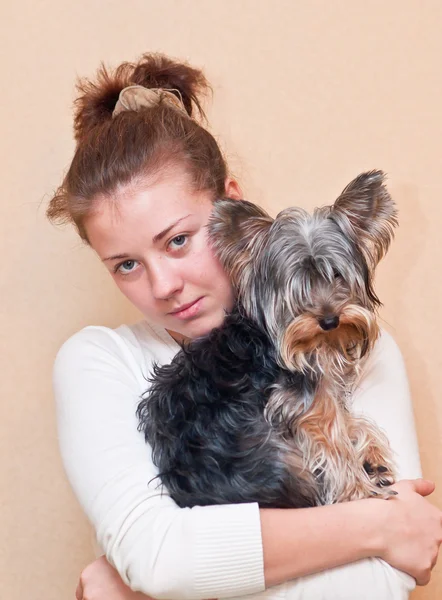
[
  {"left": 55, "top": 325, "right": 264, "bottom": 600},
  {"left": 261, "top": 328, "right": 439, "bottom": 588},
  {"left": 56, "top": 327, "right": 441, "bottom": 600}
]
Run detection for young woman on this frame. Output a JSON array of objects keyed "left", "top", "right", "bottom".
[{"left": 47, "top": 53, "right": 442, "bottom": 600}]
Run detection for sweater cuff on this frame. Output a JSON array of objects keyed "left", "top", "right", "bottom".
[{"left": 193, "top": 503, "right": 265, "bottom": 598}]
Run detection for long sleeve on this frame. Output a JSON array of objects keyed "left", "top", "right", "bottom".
[
  {"left": 54, "top": 324, "right": 420, "bottom": 600},
  {"left": 53, "top": 325, "right": 265, "bottom": 600}
]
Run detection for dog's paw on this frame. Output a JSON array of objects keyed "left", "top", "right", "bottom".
[{"left": 363, "top": 461, "right": 395, "bottom": 489}]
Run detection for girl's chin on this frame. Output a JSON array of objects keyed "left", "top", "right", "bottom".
[{"left": 172, "top": 313, "right": 226, "bottom": 341}]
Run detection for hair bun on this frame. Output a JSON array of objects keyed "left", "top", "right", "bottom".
[
  {"left": 132, "top": 53, "right": 209, "bottom": 118},
  {"left": 73, "top": 52, "right": 209, "bottom": 142}
]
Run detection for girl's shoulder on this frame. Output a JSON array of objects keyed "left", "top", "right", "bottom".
[
  {"left": 115, "top": 319, "right": 180, "bottom": 366},
  {"left": 54, "top": 320, "right": 179, "bottom": 386}
]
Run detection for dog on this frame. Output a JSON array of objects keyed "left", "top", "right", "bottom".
[{"left": 137, "top": 170, "right": 398, "bottom": 509}]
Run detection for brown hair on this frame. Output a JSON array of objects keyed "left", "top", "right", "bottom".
[{"left": 46, "top": 53, "right": 229, "bottom": 242}]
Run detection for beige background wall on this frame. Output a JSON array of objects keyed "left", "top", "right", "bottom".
[{"left": 1, "top": 1, "right": 441, "bottom": 598}]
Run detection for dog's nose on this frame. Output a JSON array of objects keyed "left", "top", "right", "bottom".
[{"left": 318, "top": 316, "right": 340, "bottom": 331}]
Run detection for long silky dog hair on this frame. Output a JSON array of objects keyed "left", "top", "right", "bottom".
[{"left": 137, "top": 170, "right": 398, "bottom": 508}]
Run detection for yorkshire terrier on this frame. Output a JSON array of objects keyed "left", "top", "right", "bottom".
[{"left": 137, "top": 170, "right": 399, "bottom": 508}]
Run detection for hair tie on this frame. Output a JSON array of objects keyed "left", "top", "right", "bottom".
[{"left": 112, "top": 85, "right": 187, "bottom": 117}]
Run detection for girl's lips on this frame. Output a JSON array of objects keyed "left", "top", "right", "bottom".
[{"left": 170, "top": 297, "right": 204, "bottom": 320}]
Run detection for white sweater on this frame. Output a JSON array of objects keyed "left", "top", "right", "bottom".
[{"left": 53, "top": 321, "right": 421, "bottom": 600}]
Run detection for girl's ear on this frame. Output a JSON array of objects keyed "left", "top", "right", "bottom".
[
  {"left": 224, "top": 178, "right": 243, "bottom": 200},
  {"left": 208, "top": 199, "right": 273, "bottom": 285}
]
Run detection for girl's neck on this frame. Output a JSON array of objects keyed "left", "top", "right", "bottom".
[{"left": 166, "top": 329, "right": 190, "bottom": 345}]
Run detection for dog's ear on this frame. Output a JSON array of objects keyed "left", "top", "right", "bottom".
[
  {"left": 331, "top": 170, "right": 398, "bottom": 268},
  {"left": 208, "top": 199, "right": 273, "bottom": 283}
]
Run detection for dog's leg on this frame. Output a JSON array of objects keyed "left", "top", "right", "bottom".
[
  {"left": 295, "top": 382, "right": 368, "bottom": 504},
  {"left": 267, "top": 378, "right": 397, "bottom": 503},
  {"left": 265, "top": 383, "right": 320, "bottom": 506},
  {"left": 346, "top": 414, "right": 397, "bottom": 495},
  {"left": 268, "top": 380, "right": 366, "bottom": 504}
]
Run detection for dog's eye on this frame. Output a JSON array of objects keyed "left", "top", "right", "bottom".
[{"left": 333, "top": 269, "right": 341, "bottom": 279}]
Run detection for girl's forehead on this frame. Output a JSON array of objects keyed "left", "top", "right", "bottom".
[
  {"left": 112, "top": 174, "right": 213, "bottom": 219},
  {"left": 84, "top": 183, "right": 213, "bottom": 254}
]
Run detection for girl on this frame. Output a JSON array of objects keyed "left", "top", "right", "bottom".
[{"left": 47, "top": 53, "right": 442, "bottom": 600}]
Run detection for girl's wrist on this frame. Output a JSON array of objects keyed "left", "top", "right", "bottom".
[{"left": 355, "top": 497, "right": 388, "bottom": 560}]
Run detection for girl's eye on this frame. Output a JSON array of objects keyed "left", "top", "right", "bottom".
[
  {"left": 115, "top": 259, "right": 139, "bottom": 275},
  {"left": 169, "top": 235, "right": 188, "bottom": 250}
]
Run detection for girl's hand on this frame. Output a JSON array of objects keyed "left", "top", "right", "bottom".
[
  {"left": 76, "top": 556, "right": 149, "bottom": 600},
  {"left": 378, "top": 478, "right": 442, "bottom": 585}
]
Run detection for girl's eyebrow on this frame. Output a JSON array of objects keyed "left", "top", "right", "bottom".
[
  {"left": 103, "top": 253, "right": 130, "bottom": 262},
  {"left": 103, "top": 214, "right": 192, "bottom": 262},
  {"left": 152, "top": 214, "right": 192, "bottom": 244}
]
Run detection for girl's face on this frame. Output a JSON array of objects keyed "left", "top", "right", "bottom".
[{"left": 84, "top": 168, "right": 240, "bottom": 341}]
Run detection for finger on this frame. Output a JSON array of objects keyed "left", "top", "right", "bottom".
[
  {"left": 393, "top": 478, "right": 436, "bottom": 497},
  {"left": 412, "top": 479, "right": 436, "bottom": 497},
  {"left": 75, "top": 581, "right": 83, "bottom": 600}
]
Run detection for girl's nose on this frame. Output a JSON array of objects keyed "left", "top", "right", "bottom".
[{"left": 150, "top": 262, "right": 184, "bottom": 300}]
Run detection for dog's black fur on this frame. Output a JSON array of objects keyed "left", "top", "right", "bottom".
[
  {"left": 137, "top": 308, "right": 319, "bottom": 509},
  {"left": 137, "top": 173, "right": 398, "bottom": 508}
]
